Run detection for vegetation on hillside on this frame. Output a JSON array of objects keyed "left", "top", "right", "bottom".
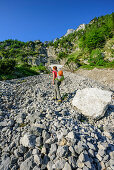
[
  {"left": 47, "top": 13, "right": 114, "bottom": 70},
  {"left": 0, "top": 13, "right": 114, "bottom": 79},
  {"left": 0, "top": 40, "right": 49, "bottom": 80}
]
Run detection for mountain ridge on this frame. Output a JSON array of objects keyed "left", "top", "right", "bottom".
[{"left": 0, "top": 13, "right": 114, "bottom": 80}]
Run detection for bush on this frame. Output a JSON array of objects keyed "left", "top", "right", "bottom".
[
  {"left": 57, "top": 52, "right": 67, "bottom": 61},
  {"left": 88, "top": 49, "right": 105, "bottom": 66},
  {"left": 37, "top": 63, "right": 49, "bottom": 73},
  {"left": 0, "top": 58, "right": 16, "bottom": 74}
]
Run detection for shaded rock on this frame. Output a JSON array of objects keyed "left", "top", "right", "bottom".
[
  {"left": 49, "top": 143, "right": 57, "bottom": 156},
  {"left": 20, "top": 133, "right": 36, "bottom": 148},
  {"left": 57, "top": 146, "right": 69, "bottom": 157},
  {"left": 68, "top": 156, "right": 77, "bottom": 168},
  {"left": 36, "top": 136, "right": 43, "bottom": 147},
  {"left": 103, "top": 131, "right": 112, "bottom": 139},
  {"left": 52, "top": 159, "right": 66, "bottom": 169},
  {"left": 67, "top": 131, "right": 76, "bottom": 139},
  {"left": 0, "top": 157, "right": 11, "bottom": 170},
  {"left": 63, "top": 162, "right": 72, "bottom": 170},
  {"left": 42, "top": 130, "right": 50, "bottom": 142},
  {"left": 59, "top": 137, "right": 67, "bottom": 146},
  {"left": 20, "top": 156, "right": 35, "bottom": 170},
  {"left": 34, "top": 154, "right": 42, "bottom": 166}
]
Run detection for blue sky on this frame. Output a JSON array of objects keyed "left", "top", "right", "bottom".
[{"left": 0, "top": 0, "right": 114, "bottom": 42}]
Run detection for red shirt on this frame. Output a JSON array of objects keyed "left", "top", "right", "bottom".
[{"left": 52, "top": 70, "right": 57, "bottom": 78}]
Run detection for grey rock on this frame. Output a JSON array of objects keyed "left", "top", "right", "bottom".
[
  {"left": 24, "top": 150, "right": 32, "bottom": 160},
  {"left": 88, "top": 149, "right": 95, "bottom": 157},
  {"left": 85, "top": 160, "right": 92, "bottom": 169},
  {"left": 20, "top": 133, "right": 36, "bottom": 148},
  {"left": 18, "top": 145, "right": 28, "bottom": 154},
  {"left": 52, "top": 159, "right": 66, "bottom": 169},
  {"left": 77, "top": 160, "right": 84, "bottom": 168},
  {"left": 47, "top": 161, "right": 54, "bottom": 170},
  {"left": 79, "top": 152, "right": 85, "bottom": 162},
  {"left": 98, "top": 149, "right": 106, "bottom": 157},
  {"left": 110, "top": 151, "right": 114, "bottom": 160},
  {"left": 110, "top": 159, "right": 114, "bottom": 168},
  {"left": 69, "top": 146, "right": 76, "bottom": 156},
  {"left": 42, "top": 155, "right": 50, "bottom": 165},
  {"left": 103, "top": 154, "right": 109, "bottom": 162},
  {"left": 42, "top": 130, "right": 50, "bottom": 142},
  {"left": 87, "top": 142, "right": 96, "bottom": 151},
  {"left": 10, "top": 155, "right": 18, "bottom": 164},
  {"left": 67, "top": 131, "right": 76, "bottom": 139},
  {"left": 104, "top": 131, "right": 112, "bottom": 139},
  {"left": 36, "top": 136, "right": 43, "bottom": 147},
  {"left": 57, "top": 145, "right": 69, "bottom": 157},
  {"left": 63, "top": 162, "right": 72, "bottom": 170},
  {"left": 96, "top": 153, "right": 102, "bottom": 161},
  {"left": 0, "top": 119, "right": 14, "bottom": 127},
  {"left": 14, "top": 149, "right": 22, "bottom": 157},
  {"left": 49, "top": 143, "right": 57, "bottom": 156},
  {"left": 20, "top": 156, "right": 35, "bottom": 170},
  {"left": 0, "top": 157, "right": 11, "bottom": 170},
  {"left": 83, "top": 165, "right": 89, "bottom": 170},
  {"left": 34, "top": 154, "right": 42, "bottom": 165},
  {"left": 74, "top": 141, "right": 87, "bottom": 154},
  {"left": 33, "top": 166, "right": 40, "bottom": 170},
  {"left": 32, "top": 149, "right": 40, "bottom": 155},
  {"left": 68, "top": 156, "right": 77, "bottom": 168},
  {"left": 64, "top": 29, "right": 75, "bottom": 36}
]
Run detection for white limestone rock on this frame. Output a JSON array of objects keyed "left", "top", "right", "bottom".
[
  {"left": 72, "top": 88, "right": 113, "bottom": 119},
  {"left": 20, "top": 133, "right": 36, "bottom": 148},
  {"left": 64, "top": 29, "right": 75, "bottom": 36},
  {"left": 76, "top": 24, "right": 85, "bottom": 31}
]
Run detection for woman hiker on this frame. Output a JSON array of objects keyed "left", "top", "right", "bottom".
[{"left": 52, "top": 66, "right": 64, "bottom": 103}]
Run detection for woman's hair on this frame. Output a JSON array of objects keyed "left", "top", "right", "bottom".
[{"left": 53, "top": 66, "right": 57, "bottom": 70}]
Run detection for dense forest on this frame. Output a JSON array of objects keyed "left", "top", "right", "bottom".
[{"left": 0, "top": 13, "right": 114, "bottom": 80}]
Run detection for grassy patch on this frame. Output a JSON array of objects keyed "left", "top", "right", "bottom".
[{"left": 0, "top": 64, "right": 50, "bottom": 81}]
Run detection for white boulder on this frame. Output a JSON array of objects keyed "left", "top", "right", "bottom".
[{"left": 72, "top": 88, "right": 113, "bottom": 119}]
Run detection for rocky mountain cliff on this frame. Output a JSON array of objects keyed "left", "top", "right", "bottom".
[{"left": 46, "top": 13, "right": 114, "bottom": 70}]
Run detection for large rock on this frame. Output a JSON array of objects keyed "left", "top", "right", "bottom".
[{"left": 72, "top": 88, "right": 112, "bottom": 119}]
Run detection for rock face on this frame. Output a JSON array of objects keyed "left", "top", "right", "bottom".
[
  {"left": 47, "top": 46, "right": 58, "bottom": 64},
  {"left": 72, "top": 88, "right": 113, "bottom": 119},
  {"left": 76, "top": 24, "right": 85, "bottom": 31},
  {"left": 64, "top": 29, "right": 75, "bottom": 36}
]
